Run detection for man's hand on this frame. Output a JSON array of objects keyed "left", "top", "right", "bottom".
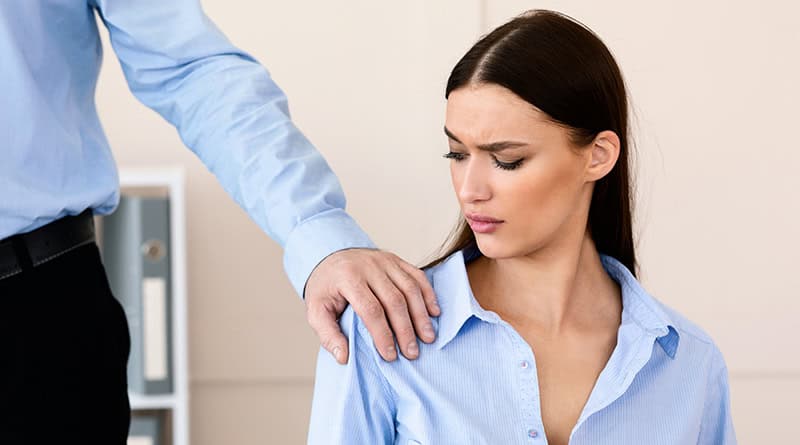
[{"left": 304, "top": 248, "right": 440, "bottom": 364}]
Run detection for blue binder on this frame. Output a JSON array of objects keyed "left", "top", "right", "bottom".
[
  {"left": 102, "top": 195, "right": 173, "bottom": 395},
  {"left": 128, "top": 410, "right": 165, "bottom": 445}
]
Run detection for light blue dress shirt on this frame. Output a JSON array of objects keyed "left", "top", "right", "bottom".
[
  {"left": 309, "top": 247, "right": 737, "bottom": 444},
  {"left": 0, "top": 0, "right": 373, "bottom": 295}
]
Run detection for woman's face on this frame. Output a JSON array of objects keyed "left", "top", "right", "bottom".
[{"left": 445, "top": 83, "right": 594, "bottom": 259}]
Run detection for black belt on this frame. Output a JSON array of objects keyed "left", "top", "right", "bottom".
[{"left": 0, "top": 210, "right": 96, "bottom": 281}]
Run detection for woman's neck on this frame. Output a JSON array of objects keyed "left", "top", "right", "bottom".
[{"left": 467, "top": 233, "right": 622, "bottom": 338}]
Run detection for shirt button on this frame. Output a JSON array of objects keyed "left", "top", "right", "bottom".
[
  {"left": 520, "top": 360, "right": 529, "bottom": 369},
  {"left": 528, "top": 429, "right": 539, "bottom": 438}
]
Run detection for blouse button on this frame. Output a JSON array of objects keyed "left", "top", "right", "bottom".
[
  {"left": 520, "top": 360, "right": 529, "bottom": 369},
  {"left": 528, "top": 429, "right": 539, "bottom": 438}
]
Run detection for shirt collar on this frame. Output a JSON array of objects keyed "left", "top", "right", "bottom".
[
  {"left": 430, "top": 248, "right": 680, "bottom": 358},
  {"left": 430, "top": 248, "right": 498, "bottom": 350},
  {"left": 599, "top": 254, "right": 680, "bottom": 358}
]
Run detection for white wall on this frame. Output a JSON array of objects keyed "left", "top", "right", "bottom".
[{"left": 95, "top": 1, "right": 799, "bottom": 443}]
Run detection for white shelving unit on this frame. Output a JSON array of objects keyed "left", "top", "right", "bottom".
[{"left": 119, "top": 167, "right": 189, "bottom": 445}]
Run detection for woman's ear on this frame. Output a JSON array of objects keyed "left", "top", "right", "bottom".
[{"left": 585, "top": 130, "right": 621, "bottom": 182}]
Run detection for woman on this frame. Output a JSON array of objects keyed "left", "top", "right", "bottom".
[{"left": 308, "top": 10, "right": 736, "bottom": 445}]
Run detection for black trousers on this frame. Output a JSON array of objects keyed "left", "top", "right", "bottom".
[{"left": 0, "top": 243, "right": 131, "bottom": 444}]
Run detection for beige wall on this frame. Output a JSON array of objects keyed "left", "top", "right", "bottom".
[{"left": 95, "top": 1, "right": 799, "bottom": 443}]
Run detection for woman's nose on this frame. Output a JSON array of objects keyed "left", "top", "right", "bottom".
[{"left": 456, "top": 159, "right": 492, "bottom": 203}]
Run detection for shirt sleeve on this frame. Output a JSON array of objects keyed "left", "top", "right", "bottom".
[
  {"left": 308, "top": 309, "right": 396, "bottom": 444},
  {"left": 698, "top": 345, "right": 737, "bottom": 445},
  {"left": 91, "top": 0, "right": 375, "bottom": 297}
]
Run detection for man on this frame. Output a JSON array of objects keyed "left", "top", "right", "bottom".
[{"left": 0, "top": 1, "right": 438, "bottom": 443}]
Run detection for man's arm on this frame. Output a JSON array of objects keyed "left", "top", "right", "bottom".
[{"left": 91, "top": 0, "right": 438, "bottom": 361}]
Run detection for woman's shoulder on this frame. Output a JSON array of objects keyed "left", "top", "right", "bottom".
[
  {"left": 339, "top": 249, "right": 470, "bottom": 360},
  {"left": 336, "top": 247, "right": 461, "bottom": 332},
  {"left": 601, "top": 253, "right": 726, "bottom": 365}
]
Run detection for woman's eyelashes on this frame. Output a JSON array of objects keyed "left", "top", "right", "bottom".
[
  {"left": 443, "top": 151, "right": 525, "bottom": 171},
  {"left": 494, "top": 158, "right": 524, "bottom": 171},
  {"left": 443, "top": 151, "right": 466, "bottom": 161}
]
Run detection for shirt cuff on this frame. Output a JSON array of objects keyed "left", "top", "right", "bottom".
[{"left": 283, "top": 209, "right": 376, "bottom": 299}]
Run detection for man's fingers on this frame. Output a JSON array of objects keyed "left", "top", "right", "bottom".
[
  {"left": 397, "top": 260, "right": 440, "bottom": 317},
  {"left": 387, "top": 265, "right": 437, "bottom": 344},
  {"left": 305, "top": 248, "right": 440, "bottom": 364},
  {"left": 367, "top": 271, "right": 421, "bottom": 360},
  {"left": 307, "top": 302, "right": 349, "bottom": 364},
  {"left": 346, "top": 282, "right": 399, "bottom": 362}
]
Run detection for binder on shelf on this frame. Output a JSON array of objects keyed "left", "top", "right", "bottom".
[
  {"left": 102, "top": 195, "right": 174, "bottom": 395},
  {"left": 128, "top": 410, "right": 165, "bottom": 445}
]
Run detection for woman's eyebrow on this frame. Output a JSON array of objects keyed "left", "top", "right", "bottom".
[
  {"left": 444, "top": 126, "right": 464, "bottom": 144},
  {"left": 444, "top": 126, "right": 528, "bottom": 152}
]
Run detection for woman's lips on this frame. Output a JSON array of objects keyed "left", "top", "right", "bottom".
[{"left": 465, "top": 214, "right": 504, "bottom": 234}]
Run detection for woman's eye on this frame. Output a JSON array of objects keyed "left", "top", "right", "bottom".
[
  {"left": 443, "top": 152, "right": 466, "bottom": 161},
  {"left": 444, "top": 152, "right": 524, "bottom": 170},
  {"left": 493, "top": 157, "right": 524, "bottom": 170}
]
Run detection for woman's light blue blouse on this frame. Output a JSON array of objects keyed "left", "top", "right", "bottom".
[{"left": 308, "top": 249, "right": 736, "bottom": 444}]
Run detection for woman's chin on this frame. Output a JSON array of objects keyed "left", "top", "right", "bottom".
[{"left": 474, "top": 236, "right": 519, "bottom": 260}]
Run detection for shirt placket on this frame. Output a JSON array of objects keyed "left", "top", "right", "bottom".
[{"left": 502, "top": 321, "right": 547, "bottom": 444}]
